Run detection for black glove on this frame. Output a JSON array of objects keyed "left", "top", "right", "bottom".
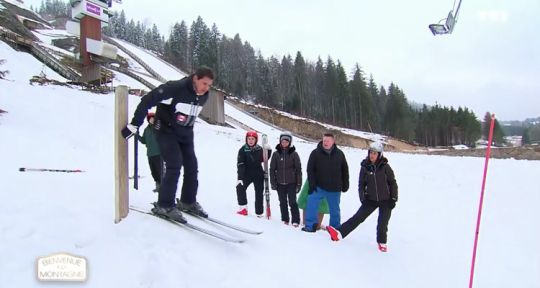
[
  {"left": 121, "top": 124, "right": 138, "bottom": 139},
  {"left": 271, "top": 184, "right": 277, "bottom": 190},
  {"left": 296, "top": 185, "right": 301, "bottom": 193},
  {"left": 367, "top": 164, "right": 376, "bottom": 172},
  {"left": 389, "top": 199, "right": 397, "bottom": 209}
]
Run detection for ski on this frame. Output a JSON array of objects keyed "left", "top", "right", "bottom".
[
  {"left": 262, "top": 134, "right": 271, "bottom": 219},
  {"left": 183, "top": 212, "right": 263, "bottom": 235},
  {"left": 175, "top": 198, "right": 263, "bottom": 235},
  {"left": 129, "top": 206, "right": 245, "bottom": 243}
]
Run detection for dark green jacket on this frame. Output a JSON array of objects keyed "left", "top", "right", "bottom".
[{"left": 138, "top": 125, "right": 161, "bottom": 157}]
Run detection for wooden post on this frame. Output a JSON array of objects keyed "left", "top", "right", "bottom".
[{"left": 114, "top": 85, "right": 129, "bottom": 223}]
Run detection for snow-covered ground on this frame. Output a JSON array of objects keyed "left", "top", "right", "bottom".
[{"left": 2, "top": 39, "right": 540, "bottom": 288}]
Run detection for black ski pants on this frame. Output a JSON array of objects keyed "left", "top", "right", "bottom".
[
  {"left": 148, "top": 155, "right": 163, "bottom": 184},
  {"left": 236, "top": 176, "right": 264, "bottom": 215},
  {"left": 277, "top": 183, "right": 300, "bottom": 224},
  {"left": 156, "top": 131, "right": 198, "bottom": 208},
  {"left": 338, "top": 200, "right": 393, "bottom": 244}
]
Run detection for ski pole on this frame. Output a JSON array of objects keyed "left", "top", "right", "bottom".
[
  {"left": 19, "top": 168, "right": 84, "bottom": 173},
  {"left": 133, "top": 131, "right": 139, "bottom": 190}
]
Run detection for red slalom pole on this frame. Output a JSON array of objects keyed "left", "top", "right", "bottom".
[{"left": 469, "top": 114, "right": 496, "bottom": 288}]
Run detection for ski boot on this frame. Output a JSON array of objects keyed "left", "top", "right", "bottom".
[
  {"left": 177, "top": 200, "right": 208, "bottom": 218},
  {"left": 151, "top": 203, "right": 187, "bottom": 223}
]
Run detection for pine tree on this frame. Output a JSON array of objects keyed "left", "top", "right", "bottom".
[
  {"left": 313, "top": 57, "right": 326, "bottom": 119},
  {"left": 350, "top": 65, "right": 375, "bottom": 131},
  {"left": 151, "top": 24, "right": 163, "bottom": 54},
  {"left": 335, "top": 61, "right": 349, "bottom": 127},
  {"left": 483, "top": 112, "right": 505, "bottom": 146},
  {"left": 189, "top": 16, "right": 212, "bottom": 71},
  {"left": 217, "top": 35, "right": 232, "bottom": 91},
  {"left": 279, "top": 55, "right": 293, "bottom": 111},
  {"left": 385, "top": 83, "right": 415, "bottom": 141},
  {"left": 230, "top": 34, "right": 246, "bottom": 97},
  {"left": 521, "top": 127, "right": 531, "bottom": 145},
  {"left": 207, "top": 24, "right": 221, "bottom": 72},
  {"left": 243, "top": 42, "right": 258, "bottom": 98},
  {"left": 325, "top": 57, "right": 338, "bottom": 124},
  {"left": 116, "top": 10, "right": 127, "bottom": 39},
  {"left": 293, "top": 51, "right": 307, "bottom": 115},
  {"left": 367, "top": 75, "right": 381, "bottom": 131}
]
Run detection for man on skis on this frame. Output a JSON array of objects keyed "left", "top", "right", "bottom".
[{"left": 121, "top": 67, "right": 214, "bottom": 223}]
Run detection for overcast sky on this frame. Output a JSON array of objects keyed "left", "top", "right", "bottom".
[{"left": 25, "top": 0, "right": 540, "bottom": 121}]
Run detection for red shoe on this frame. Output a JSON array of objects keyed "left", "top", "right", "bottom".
[
  {"left": 283, "top": 221, "right": 289, "bottom": 225},
  {"left": 378, "top": 243, "right": 388, "bottom": 252},
  {"left": 326, "top": 226, "right": 342, "bottom": 241},
  {"left": 236, "top": 208, "right": 248, "bottom": 216}
]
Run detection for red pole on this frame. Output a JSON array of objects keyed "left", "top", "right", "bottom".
[{"left": 469, "top": 114, "right": 496, "bottom": 288}]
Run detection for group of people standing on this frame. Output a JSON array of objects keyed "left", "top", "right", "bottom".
[
  {"left": 122, "top": 66, "right": 399, "bottom": 251},
  {"left": 235, "top": 130, "right": 399, "bottom": 252}
]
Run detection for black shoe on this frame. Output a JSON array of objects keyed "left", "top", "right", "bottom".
[
  {"left": 151, "top": 203, "right": 187, "bottom": 223},
  {"left": 301, "top": 227, "right": 315, "bottom": 233},
  {"left": 177, "top": 200, "right": 208, "bottom": 218},
  {"left": 301, "top": 223, "right": 317, "bottom": 233}
]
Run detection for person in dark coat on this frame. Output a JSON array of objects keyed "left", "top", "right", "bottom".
[
  {"left": 326, "top": 141, "right": 398, "bottom": 253},
  {"left": 270, "top": 131, "right": 302, "bottom": 226},
  {"left": 138, "top": 112, "right": 162, "bottom": 192},
  {"left": 236, "top": 131, "right": 272, "bottom": 216},
  {"left": 302, "top": 133, "right": 349, "bottom": 232},
  {"left": 121, "top": 67, "right": 214, "bottom": 222}
]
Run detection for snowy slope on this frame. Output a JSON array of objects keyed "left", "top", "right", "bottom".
[
  {"left": 114, "top": 38, "right": 187, "bottom": 81},
  {"left": 1, "top": 40, "right": 540, "bottom": 288}
]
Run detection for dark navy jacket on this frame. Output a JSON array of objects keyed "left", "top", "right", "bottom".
[{"left": 130, "top": 77, "right": 209, "bottom": 134}]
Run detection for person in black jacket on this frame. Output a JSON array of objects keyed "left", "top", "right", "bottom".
[
  {"left": 326, "top": 141, "right": 398, "bottom": 253},
  {"left": 121, "top": 67, "right": 214, "bottom": 223},
  {"left": 236, "top": 131, "right": 272, "bottom": 216},
  {"left": 303, "top": 133, "right": 349, "bottom": 232},
  {"left": 270, "top": 132, "right": 302, "bottom": 226}
]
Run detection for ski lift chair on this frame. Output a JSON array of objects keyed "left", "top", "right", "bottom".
[{"left": 429, "top": 11, "right": 456, "bottom": 35}]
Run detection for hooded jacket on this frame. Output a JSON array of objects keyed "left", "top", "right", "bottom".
[
  {"left": 358, "top": 156, "right": 398, "bottom": 202},
  {"left": 270, "top": 144, "right": 302, "bottom": 187}
]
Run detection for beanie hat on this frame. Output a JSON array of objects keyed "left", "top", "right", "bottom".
[{"left": 279, "top": 131, "right": 292, "bottom": 144}]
